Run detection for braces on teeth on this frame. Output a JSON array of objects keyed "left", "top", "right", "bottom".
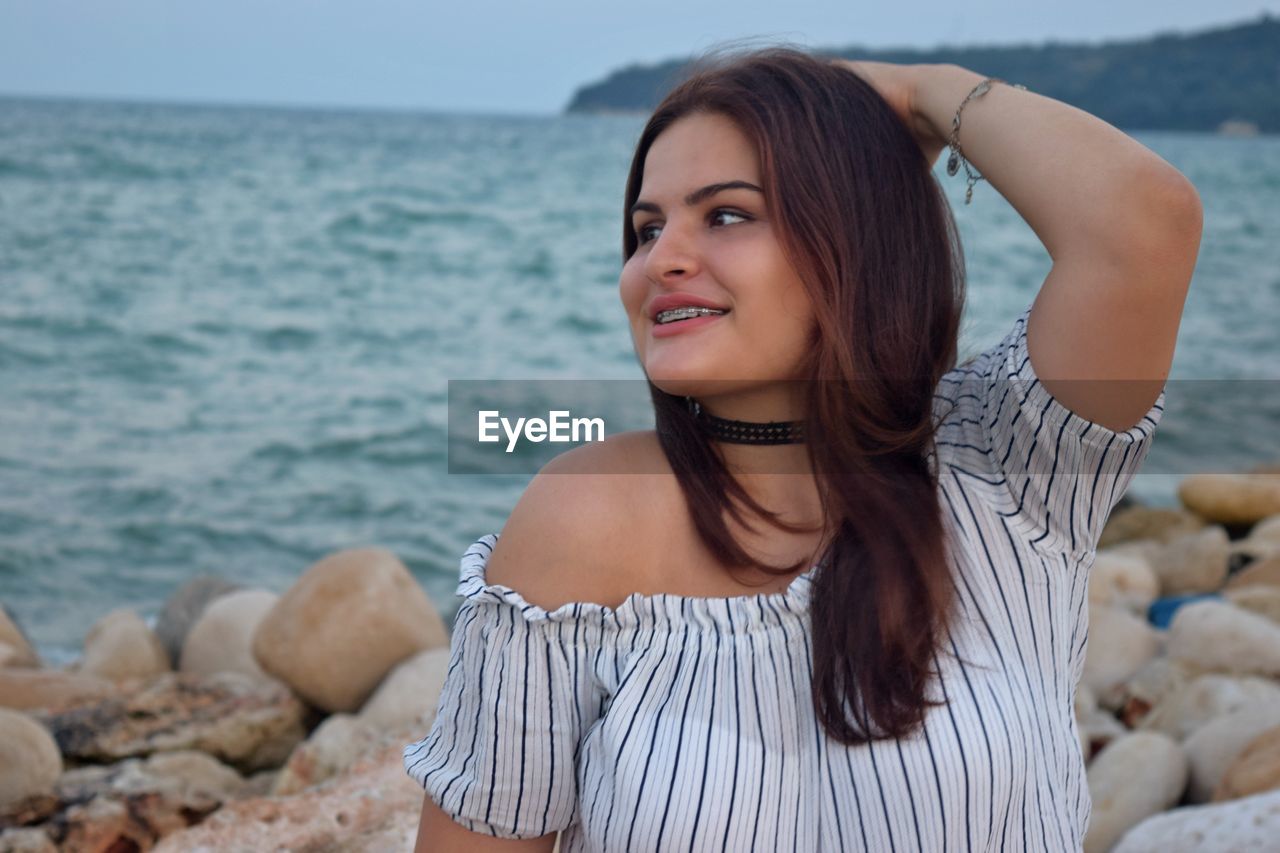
[{"left": 656, "top": 307, "right": 726, "bottom": 324}]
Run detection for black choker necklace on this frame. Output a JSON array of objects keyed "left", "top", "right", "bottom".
[{"left": 687, "top": 399, "right": 806, "bottom": 445}]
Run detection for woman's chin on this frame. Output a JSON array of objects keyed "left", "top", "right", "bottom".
[
  {"left": 645, "top": 371, "right": 760, "bottom": 400},
  {"left": 644, "top": 358, "right": 704, "bottom": 386},
  {"left": 647, "top": 377, "right": 709, "bottom": 399}
]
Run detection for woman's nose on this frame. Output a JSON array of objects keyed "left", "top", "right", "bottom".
[{"left": 642, "top": 223, "right": 700, "bottom": 282}]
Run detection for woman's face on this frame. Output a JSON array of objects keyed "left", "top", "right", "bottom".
[{"left": 619, "top": 112, "right": 816, "bottom": 406}]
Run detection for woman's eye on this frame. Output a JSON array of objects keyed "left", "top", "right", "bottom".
[
  {"left": 710, "top": 209, "right": 749, "bottom": 228},
  {"left": 635, "top": 209, "right": 750, "bottom": 245}
]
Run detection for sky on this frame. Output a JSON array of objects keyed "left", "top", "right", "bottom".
[{"left": 1, "top": 1, "right": 1277, "bottom": 115}]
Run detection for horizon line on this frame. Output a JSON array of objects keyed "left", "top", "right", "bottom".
[{"left": 0, "top": 90, "right": 566, "bottom": 120}]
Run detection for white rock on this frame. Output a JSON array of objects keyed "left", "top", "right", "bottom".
[
  {"left": 0, "top": 668, "right": 118, "bottom": 712},
  {"left": 1166, "top": 600, "right": 1280, "bottom": 677},
  {"left": 180, "top": 589, "right": 279, "bottom": 681},
  {"left": 0, "top": 603, "right": 39, "bottom": 668},
  {"left": 1084, "top": 731, "right": 1187, "bottom": 853},
  {"left": 141, "top": 750, "right": 248, "bottom": 800},
  {"left": 358, "top": 646, "right": 450, "bottom": 731},
  {"left": 1113, "top": 657, "right": 1199, "bottom": 727},
  {"left": 1225, "top": 554, "right": 1280, "bottom": 592},
  {"left": 1083, "top": 605, "right": 1162, "bottom": 699},
  {"left": 1113, "top": 788, "right": 1280, "bottom": 852},
  {"left": 0, "top": 827, "right": 56, "bottom": 852},
  {"left": 155, "top": 576, "right": 243, "bottom": 666},
  {"left": 1150, "top": 526, "right": 1230, "bottom": 597},
  {"left": 271, "top": 713, "right": 381, "bottom": 796},
  {"left": 1106, "top": 539, "right": 1167, "bottom": 569},
  {"left": 1182, "top": 704, "right": 1280, "bottom": 803},
  {"left": 1080, "top": 709, "right": 1128, "bottom": 762},
  {"left": 1099, "top": 508, "right": 1206, "bottom": 550},
  {"left": 1140, "top": 674, "right": 1280, "bottom": 741},
  {"left": 0, "top": 708, "right": 62, "bottom": 808},
  {"left": 53, "top": 749, "right": 246, "bottom": 811},
  {"left": 1090, "top": 549, "right": 1160, "bottom": 615},
  {"left": 0, "top": 641, "right": 29, "bottom": 669},
  {"left": 151, "top": 740, "right": 422, "bottom": 852},
  {"left": 252, "top": 547, "right": 447, "bottom": 713},
  {"left": 1223, "top": 584, "right": 1280, "bottom": 625},
  {"left": 1235, "top": 513, "right": 1280, "bottom": 560},
  {"left": 1177, "top": 474, "right": 1280, "bottom": 527},
  {"left": 80, "top": 608, "right": 170, "bottom": 683}
]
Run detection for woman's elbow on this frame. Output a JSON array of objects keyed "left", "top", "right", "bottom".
[{"left": 413, "top": 794, "right": 559, "bottom": 853}]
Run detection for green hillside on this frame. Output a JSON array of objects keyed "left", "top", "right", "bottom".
[{"left": 565, "top": 14, "right": 1280, "bottom": 134}]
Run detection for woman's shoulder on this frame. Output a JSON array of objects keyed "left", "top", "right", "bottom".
[
  {"left": 484, "top": 430, "right": 676, "bottom": 612},
  {"left": 541, "top": 429, "right": 670, "bottom": 476}
]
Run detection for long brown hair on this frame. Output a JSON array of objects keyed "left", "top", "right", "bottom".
[{"left": 621, "top": 45, "right": 969, "bottom": 745}]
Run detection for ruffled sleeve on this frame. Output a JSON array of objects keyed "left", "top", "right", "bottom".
[
  {"left": 934, "top": 301, "right": 1166, "bottom": 557},
  {"left": 402, "top": 535, "right": 608, "bottom": 839}
]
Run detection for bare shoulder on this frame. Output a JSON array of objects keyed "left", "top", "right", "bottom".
[
  {"left": 539, "top": 429, "right": 670, "bottom": 476},
  {"left": 483, "top": 431, "right": 674, "bottom": 611}
]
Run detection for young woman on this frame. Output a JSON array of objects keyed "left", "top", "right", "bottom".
[{"left": 405, "top": 47, "right": 1201, "bottom": 852}]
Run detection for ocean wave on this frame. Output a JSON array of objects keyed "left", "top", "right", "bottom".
[
  {"left": 139, "top": 331, "right": 210, "bottom": 356},
  {"left": 111, "top": 518, "right": 299, "bottom": 553},
  {"left": 72, "top": 483, "right": 178, "bottom": 515},
  {"left": 325, "top": 202, "right": 508, "bottom": 238},
  {"left": 249, "top": 421, "right": 441, "bottom": 467},
  {"left": 560, "top": 311, "right": 611, "bottom": 333},
  {"left": 1, "top": 313, "right": 122, "bottom": 339},
  {"left": 249, "top": 326, "right": 319, "bottom": 352},
  {"left": 0, "top": 157, "right": 50, "bottom": 179},
  {"left": 66, "top": 142, "right": 175, "bottom": 181},
  {"left": 0, "top": 340, "right": 55, "bottom": 367}
]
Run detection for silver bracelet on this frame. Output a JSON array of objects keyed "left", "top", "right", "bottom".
[{"left": 946, "top": 77, "right": 1027, "bottom": 205}]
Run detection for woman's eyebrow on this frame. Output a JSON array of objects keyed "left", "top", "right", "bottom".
[{"left": 629, "top": 180, "right": 763, "bottom": 218}]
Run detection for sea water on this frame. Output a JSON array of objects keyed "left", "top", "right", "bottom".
[{"left": 1, "top": 96, "right": 1277, "bottom": 661}]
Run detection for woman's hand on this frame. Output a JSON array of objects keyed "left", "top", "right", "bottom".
[{"left": 830, "top": 59, "right": 949, "bottom": 169}]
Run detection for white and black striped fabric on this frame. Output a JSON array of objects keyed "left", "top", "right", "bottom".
[{"left": 404, "top": 301, "right": 1165, "bottom": 851}]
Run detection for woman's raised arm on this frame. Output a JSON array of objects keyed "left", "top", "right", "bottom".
[{"left": 911, "top": 63, "right": 1201, "bottom": 432}]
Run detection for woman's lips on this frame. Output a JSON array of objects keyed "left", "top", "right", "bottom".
[{"left": 651, "top": 312, "right": 727, "bottom": 338}]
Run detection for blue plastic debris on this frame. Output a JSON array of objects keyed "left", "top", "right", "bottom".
[{"left": 1147, "top": 593, "right": 1223, "bottom": 630}]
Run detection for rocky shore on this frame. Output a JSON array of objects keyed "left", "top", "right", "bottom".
[
  {"left": 1, "top": 547, "right": 448, "bottom": 850},
  {"left": 3, "top": 469, "right": 1280, "bottom": 852}
]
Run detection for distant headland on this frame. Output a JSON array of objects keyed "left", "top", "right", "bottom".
[{"left": 564, "top": 13, "right": 1279, "bottom": 135}]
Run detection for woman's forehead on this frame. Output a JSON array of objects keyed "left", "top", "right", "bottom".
[{"left": 642, "top": 115, "right": 760, "bottom": 192}]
